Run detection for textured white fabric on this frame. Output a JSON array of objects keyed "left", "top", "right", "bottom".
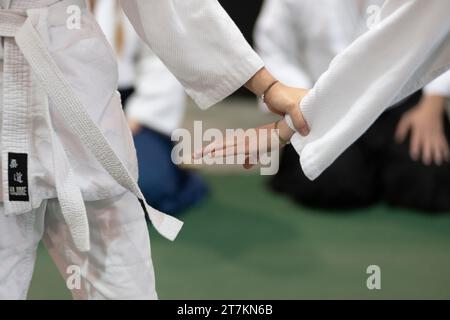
[
  {"left": 255, "top": 0, "right": 384, "bottom": 91},
  {"left": 0, "top": 0, "right": 180, "bottom": 250},
  {"left": 0, "top": 0, "right": 263, "bottom": 296},
  {"left": 47, "top": 100, "right": 90, "bottom": 251},
  {"left": 15, "top": 11, "right": 183, "bottom": 248},
  {"left": 0, "top": 0, "right": 58, "bottom": 9},
  {"left": 125, "top": 47, "right": 186, "bottom": 135},
  {"left": 94, "top": 0, "right": 186, "bottom": 136},
  {"left": 255, "top": 0, "right": 383, "bottom": 113},
  {"left": 0, "top": 0, "right": 139, "bottom": 208},
  {"left": 0, "top": 191, "right": 157, "bottom": 300},
  {"left": 120, "top": 0, "right": 264, "bottom": 109},
  {"left": 289, "top": 0, "right": 450, "bottom": 180},
  {"left": 1, "top": 15, "right": 33, "bottom": 216},
  {"left": 0, "top": 0, "right": 263, "bottom": 250},
  {"left": 0, "top": 0, "right": 263, "bottom": 208},
  {"left": 94, "top": 0, "right": 140, "bottom": 89}
]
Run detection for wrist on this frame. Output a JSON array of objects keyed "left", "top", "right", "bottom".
[
  {"left": 418, "top": 95, "right": 447, "bottom": 116},
  {"left": 245, "top": 67, "right": 278, "bottom": 97}
]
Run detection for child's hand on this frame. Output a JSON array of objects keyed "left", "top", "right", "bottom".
[{"left": 193, "top": 119, "right": 295, "bottom": 169}]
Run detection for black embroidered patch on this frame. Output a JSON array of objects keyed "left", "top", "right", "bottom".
[{"left": 8, "top": 153, "right": 29, "bottom": 202}]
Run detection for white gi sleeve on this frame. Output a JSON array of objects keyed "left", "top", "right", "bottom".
[
  {"left": 290, "top": 0, "right": 450, "bottom": 181},
  {"left": 424, "top": 70, "right": 450, "bottom": 98},
  {"left": 254, "top": 0, "right": 312, "bottom": 89},
  {"left": 125, "top": 46, "right": 186, "bottom": 136},
  {"left": 120, "top": 0, "right": 264, "bottom": 109}
]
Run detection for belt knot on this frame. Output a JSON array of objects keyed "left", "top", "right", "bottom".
[{"left": 0, "top": 10, "right": 27, "bottom": 37}]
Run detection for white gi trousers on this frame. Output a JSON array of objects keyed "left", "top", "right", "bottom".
[{"left": 0, "top": 191, "right": 157, "bottom": 300}]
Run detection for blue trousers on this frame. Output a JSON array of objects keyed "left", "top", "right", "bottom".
[{"left": 133, "top": 127, "right": 208, "bottom": 215}]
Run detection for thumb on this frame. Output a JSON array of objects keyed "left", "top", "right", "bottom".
[
  {"left": 267, "top": 104, "right": 285, "bottom": 117},
  {"left": 289, "top": 104, "right": 310, "bottom": 136},
  {"left": 243, "top": 156, "right": 255, "bottom": 170}
]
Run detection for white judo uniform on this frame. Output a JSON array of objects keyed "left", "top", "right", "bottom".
[
  {"left": 0, "top": 0, "right": 263, "bottom": 299},
  {"left": 285, "top": 0, "right": 450, "bottom": 180},
  {"left": 256, "top": 0, "right": 450, "bottom": 102},
  {"left": 94, "top": 0, "right": 186, "bottom": 135},
  {"left": 256, "top": 0, "right": 385, "bottom": 109}
]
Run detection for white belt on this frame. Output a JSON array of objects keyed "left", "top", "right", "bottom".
[{"left": 0, "top": 0, "right": 183, "bottom": 252}]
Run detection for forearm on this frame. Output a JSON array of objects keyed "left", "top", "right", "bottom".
[
  {"left": 245, "top": 67, "right": 277, "bottom": 97},
  {"left": 122, "top": 0, "right": 263, "bottom": 109}
]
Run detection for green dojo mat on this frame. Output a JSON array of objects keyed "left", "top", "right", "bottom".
[{"left": 28, "top": 174, "right": 450, "bottom": 300}]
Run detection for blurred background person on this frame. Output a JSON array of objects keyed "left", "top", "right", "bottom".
[
  {"left": 92, "top": 0, "right": 208, "bottom": 215},
  {"left": 255, "top": 0, "right": 450, "bottom": 212}
]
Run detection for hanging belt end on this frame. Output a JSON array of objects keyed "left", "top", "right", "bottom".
[
  {"left": 139, "top": 198, "right": 183, "bottom": 241},
  {"left": 76, "top": 242, "right": 91, "bottom": 253},
  {"left": 72, "top": 228, "right": 91, "bottom": 252},
  {"left": 154, "top": 215, "right": 184, "bottom": 242}
]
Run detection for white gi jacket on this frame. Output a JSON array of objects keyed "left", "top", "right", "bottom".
[
  {"left": 256, "top": 0, "right": 384, "bottom": 89},
  {"left": 425, "top": 72, "right": 450, "bottom": 98},
  {"left": 94, "top": 0, "right": 140, "bottom": 90},
  {"left": 125, "top": 49, "right": 186, "bottom": 136},
  {"left": 285, "top": 0, "right": 450, "bottom": 181},
  {"left": 0, "top": 0, "right": 263, "bottom": 251},
  {"left": 94, "top": 0, "right": 186, "bottom": 135},
  {"left": 256, "top": 0, "right": 450, "bottom": 117}
]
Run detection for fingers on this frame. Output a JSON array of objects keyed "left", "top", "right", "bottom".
[
  {"left": 289, "top": 104, "right": 310, "bottom": 136},
  {"left": 213, "top": 143, "right": 246, "bottom": 159},
  {"left": 442, "top": 139, "right": 450, "bottom": 162},
  {"left": 409, "top": 129, "right": 421, "bottom": 162},
  {"left": 193, "top": 133, "right": 252, "bottom": 161},
  {"left": 431, "top": 135, "right": 450, "bottom": 166},
  {"left": 432, "top": 139, "right": 444, "bottom": 166},
  {"left": 192, "top": 126, "right": 281, "bottom": 169},
  {"left": 395, "top": 117, "right": 410, "bottom": 143},
  {"left": 421, "top": 137, "right": 432, "bottom": 166},
  {"left": 193, "top": 140, "right": 237, "bottom": 161},
  {"left": 193, "top": 141, "right": 218, "bottom": 160},
  {"left": 408, "top": 128, "right": 450, "bottom": 166},
  {"left": 243, "top": 156, "right": 255, "bottom": 170},
  {"left": 193, "top": 140, "right": 223, "bottom": 160}
]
